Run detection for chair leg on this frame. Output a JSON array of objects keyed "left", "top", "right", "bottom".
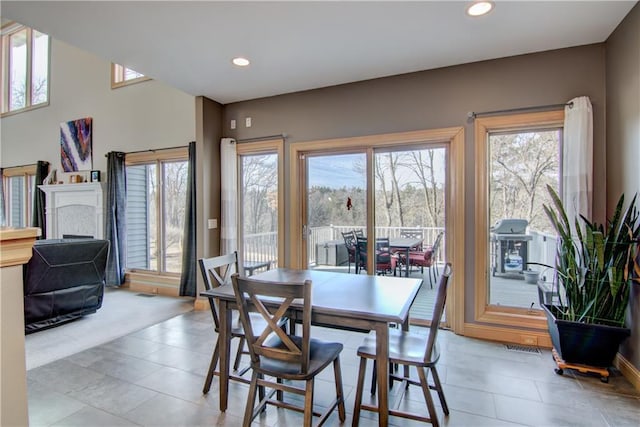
[
  {"left": 333, "top": 357, "right": 346, "bottom": 422},
  {"left": 352, "top": 357, "right": 367, "bottom": 427},
  {"left": 417, "top": 367, "right": 440, "bottom": 427},
  {"left": 430, "top": 366, "right": 449, "bottom": 415},
  {"left": 370, "top": 360, "right": 377, "bottom": 395},
  {"left": 202, "top": 339, "right": 220, "bottom": 394},
  {"left": 303, "top": 378, "right": 314, "bottom": 427},
  {"left": 233, "top": 337, "right": 246, "bottom": 371},
  {"left": 243, "top": 370, "right": 260, "bottom": 427}
]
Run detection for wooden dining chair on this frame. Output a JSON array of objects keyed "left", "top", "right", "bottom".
[
  {"left": 231, "top": 273, "right": 346, "bottom": 427},
  {"left": 198, "top": 252, "right": 264, "bottom": 394},
  {"left": 352, "top": 263, "right": 452, "bottom": 427}
]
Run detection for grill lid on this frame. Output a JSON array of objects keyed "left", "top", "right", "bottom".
[{"left": 491, "top": 219, "right": 528, "bottom": 234}]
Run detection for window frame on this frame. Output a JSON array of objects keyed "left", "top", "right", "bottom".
[
  {"left": 124, "top": 147, "right": 188, "bottom": 280},
  {"left": 236, "top": 138, "right": 285, "bottom": 271},
  {"left": 111, "top": 63, "right": 151, "bottom": 89},
  {"left": 473, "top": 110, "right": 564, "bottom": 333},
  {"left": 2, "top": 164, "right": 37, "bottom": 227},
  {"left": 1, "top": 22, "right": 50, "bottom": 117}
]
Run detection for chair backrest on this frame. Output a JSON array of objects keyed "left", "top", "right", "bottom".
[
  {"left": 353, "top": 229, "right": 365, "bottom": 237},
  {"left": 400, "top": 228, "right": 423, "bottom": 240},
  {"left": 431, "top": 231, "right": 444, "bottom": 255},
  {"left": 375, "top": 237, "right": 392, "bottom": 259},
  {"left": 424, "top": 262, "right": 452, "bottom": 363},
  {"left": 198, "top": 252, "right": 239, "bottom": 329},
  {"left": 342, "top": 231, "right": 356, "bottom": 249},
  {"left": 232, "top": 273, "right": 312, "bottom": 373}
]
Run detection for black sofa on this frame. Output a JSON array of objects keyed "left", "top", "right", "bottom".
[{"left": 23, "top": 239, "right": 109, "bottom": 333}]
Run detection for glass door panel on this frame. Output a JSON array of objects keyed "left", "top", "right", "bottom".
[
  {"left": 488, "top": 129, "right": 561, "bottom": 309},
  {"left": 239, "top": 153, "right": 279, "bottom": 272},
  {"left": 373, "top": 147, "right": 447, "bottom": 322},
  {"left": 306, "top": 153, "right": 366, "bottom": 271}
]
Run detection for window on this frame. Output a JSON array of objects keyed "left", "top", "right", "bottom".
[
  {"left": 125, "top": 148, "right": 188, "bottom": 275},
  {"left": 474, "top": 110, "right": 564, "bottom": 335},
  {"left": 237, "top": 139, "right": 284, "bottom": 271},
  {"left": 111, "top": 63, "right": 150, "bottom": 88},
  {"left": 1, "top": 22, "right": 50, "bottom": 115},
  {"left": 2, "top": 165, "right": 37, "bottom": 227}
]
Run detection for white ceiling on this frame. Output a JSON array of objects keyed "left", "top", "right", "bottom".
[{"left": 1, "top": 1, "right": 636, "bottom": 104}]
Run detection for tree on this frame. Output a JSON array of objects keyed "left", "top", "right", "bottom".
[{"left": 490, "top": 131, "right": 559, "bottom": 233}]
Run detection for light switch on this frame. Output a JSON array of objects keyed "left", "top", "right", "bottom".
[
  {"left": 230, "top": 119, "right": 236, "bottom": 129},
  {"left": 207, "top": 218, "right": 218, "bottom": 229}
]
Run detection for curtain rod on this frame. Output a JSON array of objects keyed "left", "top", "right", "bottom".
[
  {"left": 104, "top": 143, "right": 192, "bottom": 157},
  {"left": 468, "top": 102, "right": 573, "bottom": 120},
  {"left": 1, "top": 161, "right": 49, "bottom": 170},
  {"left": 236, "top": 133, "right": 287, "bottom": 143}
]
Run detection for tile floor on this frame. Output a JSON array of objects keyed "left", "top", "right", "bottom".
[{"left": 27, "top": 310, "right": 640, "bottom": 426}]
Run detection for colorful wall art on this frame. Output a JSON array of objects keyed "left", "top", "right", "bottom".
[{"left": 60, "top": 117, "right": 93, "bottom": 172}]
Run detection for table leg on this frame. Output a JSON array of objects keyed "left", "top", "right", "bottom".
[
  {"left": 375, "top": 323, "right": 389, "bottom": 427},
  {"left": 218, "top": 300, "right": 231, "bottom": 412}
]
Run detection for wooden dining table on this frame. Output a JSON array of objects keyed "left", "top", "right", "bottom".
[{"left": 201, "top": 268, "right": 422, "bottom": 427}]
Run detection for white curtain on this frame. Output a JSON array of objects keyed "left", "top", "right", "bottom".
[
  {"left": 562, "top": 96, "right": 593, "bottom": 231},
  {"left": 220, "top": 138, "right": 237, "bottom": 255}
]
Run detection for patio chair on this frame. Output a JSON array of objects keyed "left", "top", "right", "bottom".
[
  {"left": 353, "top": 263, "right": 452, "bottom": 427},
  {"left": 399, "top": 231, "right": 443, "bottom": 288},
  {"left": 356, "top": 236, "right": 397, "bottom": 276},
  {"left": 400, "top": 228, "right": 424, "bottom": 250},
  {"left": 341, "top": 230, "right": 357, "bottom": 273},
  {"left": 199, "top": 252, "right": 280, "bottom": 394},
  {"left": 231, "top": 274, "right": 346, "bottom": 427}
]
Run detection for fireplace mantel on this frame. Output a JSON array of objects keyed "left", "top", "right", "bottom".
[{"left": 39, "top": 182, "right": 106, "bottom": 239}]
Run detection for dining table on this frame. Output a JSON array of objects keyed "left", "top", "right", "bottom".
[
  {"left": 201, "top": 268, "right": 422, "bottom": 427},
  {"left": 389, "top": 237, "right": 423, "bottom": 277}
]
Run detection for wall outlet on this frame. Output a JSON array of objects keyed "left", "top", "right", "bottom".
[
  {"left": 207, "top": 218, "right": 217, "bottom": 229},
  {"left": 230, "top": 119, "right": 236, "bottom": 129},
  {"left": 245, "top": 117, "right": 252, "bottom": 127}
]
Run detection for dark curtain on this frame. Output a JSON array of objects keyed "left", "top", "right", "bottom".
[
  {"left": 32, "top": 161, "right": 49, "bottom": 238},
  {"left": 105, "top": 152, "right": 127, "bottom": 286},
  {"left": 180, "top": 141, "right": 197, "bottom": 296},
  {"left": 0, "top": 168, "right": 5, "bottom": 227}
]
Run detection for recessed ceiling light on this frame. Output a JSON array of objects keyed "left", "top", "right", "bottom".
[
  {"left": 466, "top": 1, "right": 494, "bottom": 17},
  {"left": 232, "top": 57, "right": 250, "bottom": 67}
]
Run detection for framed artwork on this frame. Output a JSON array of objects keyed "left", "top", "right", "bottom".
[
  {"left": 90, "top": 170, "right": 101, "bottom": 182},
  {"left": 60, "top": 117, "right": 93, "bottom": 172}
]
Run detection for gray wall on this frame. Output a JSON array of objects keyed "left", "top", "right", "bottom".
[
  {"left": 223, "top": 44, "right": 607, "bottom": 323},
  {"left": 606, "top": 2, "right": 640, "bottom": 371}
]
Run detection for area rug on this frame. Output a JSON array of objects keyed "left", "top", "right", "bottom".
[{"left": 25, "top": 287, "right": 194, "bottom": 370}]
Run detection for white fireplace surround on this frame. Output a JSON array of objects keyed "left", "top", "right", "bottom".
[{"left": 39, "top": 182, "right": 106, "bottom": 239}]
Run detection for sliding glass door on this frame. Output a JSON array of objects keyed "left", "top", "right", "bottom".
[{"left": 305, "top": 153, "right": 367, "bottom": 271}]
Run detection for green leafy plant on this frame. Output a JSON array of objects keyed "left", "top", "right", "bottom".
[{"left": 543, "top": 185, "right": 639, "bottom": 327}]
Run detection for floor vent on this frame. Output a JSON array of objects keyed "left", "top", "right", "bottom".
[
  {"left": 136, "top": 293, "right": 157, "bottom": 298},
  {"left": 505, "top": 344, "right": 541, "bottom": 354}
]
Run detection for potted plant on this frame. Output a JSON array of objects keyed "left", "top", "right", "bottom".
[{"left": 542, "top": 185, "right": 639, "bottom": 369}]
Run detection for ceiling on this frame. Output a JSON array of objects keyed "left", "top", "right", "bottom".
[{"left": 1, "top": 1, "right": 636, "bottom": 105}]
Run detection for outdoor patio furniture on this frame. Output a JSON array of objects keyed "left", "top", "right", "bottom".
[
  {"left": 357, "top": 236, "right": 397, "bottom": 276},
  {"left": 399, "top": 231, "right": 443, "bottom": 287},
  {"left": 341, "top": 231, "right": 357, "bottom": 273}
]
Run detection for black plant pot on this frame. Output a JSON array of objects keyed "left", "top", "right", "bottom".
[{"left": 542, "top": 304, "right": 631, "bottom": 367}]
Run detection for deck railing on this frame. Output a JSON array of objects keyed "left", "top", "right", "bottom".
[{"left": 243, "top": 225, "right": 558, "bottom": 270}]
